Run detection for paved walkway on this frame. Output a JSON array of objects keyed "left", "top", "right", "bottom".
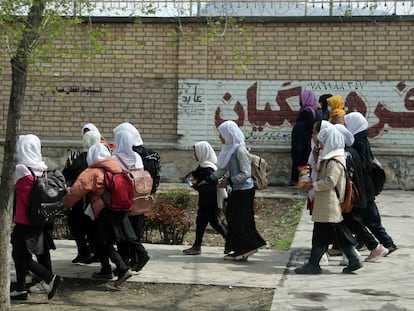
[{"left": 10, "top": 186, "right": 414, "bottom": 310}]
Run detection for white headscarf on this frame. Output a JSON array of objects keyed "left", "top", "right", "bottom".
[
  {"left": 86, "top": 143, "right": 111, "bottom": 166},
  {"left": 194, "top": 141, "right": 217, "bottom": 170},
  {"left": 17, "top": 134, "right": 48, "bottom": 172},
  {"left": 216, "top": 121, "right": 245, "bottom": 169},
  {"left": 317, "top": 126, "right": 345, "bottom": 158},
  {"left": 83, "top": 131, "right": 101, "bottom": 151},
  {"left": 113, "top": 122, "right": 143, "bottom": 147},
  {"left": 344, "top": 112, "right": 369, "bottom": 136},
  {"left": 334, "top": 124, "right": 355, "bottom": 147},
  {"left": 82, "top": 123, "right": 101, "bottom": 138},
  {"left": 308, "top": 120, "right": 335, "bottom": 164},
  {"left": 321, "top": 120, "right": 335, "bottom": 131},
  {"left": 112, "top": 130, "right": 143, "bottom": 169}
]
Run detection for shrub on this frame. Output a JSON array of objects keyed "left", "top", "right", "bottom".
[
  {"left": 154, "top": 188, "right": 194, "bottom": 210},
  {"left": 144, "top": 200, "right": 192, "bottom": 244},
  {"left": 143, "top": 189, "right": 195, "bottom": 244}
]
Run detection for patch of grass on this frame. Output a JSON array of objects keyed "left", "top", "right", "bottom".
[{"left": 272, "top": 200, "right": 304, "bottom": 250}]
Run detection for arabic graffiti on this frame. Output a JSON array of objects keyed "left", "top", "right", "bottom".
[
  {"left": 179, "top": 83, "right": 204, "bottom": 116},
  {"left": 214, "top": 81, "right": 414, "bottom": 139},
  {"left": 55, "top": 86, "right": 102, "bottom": 94}
]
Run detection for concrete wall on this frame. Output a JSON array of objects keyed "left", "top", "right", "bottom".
[{"left": 1, "top": 17, "right": 414, "bottom": 189}]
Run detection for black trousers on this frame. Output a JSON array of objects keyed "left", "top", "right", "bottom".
[
  {"left": 67, "top": 201, "right": 94, "bottom": 257},
  {"left": 11, "top": 225, "right": 54, "bottom": 291},
  {"left": 342, "top": 210, "right": 378, "bottom": 251},
  {"left": 194, "top": 204, "right": 227, "bottom": 247}
]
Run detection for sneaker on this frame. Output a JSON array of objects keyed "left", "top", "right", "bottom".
[
  {"left": 183, "top": 245, "right": 201, "bottom": 255},
  {"left": 319, "top": 253, "right": 329, "bottom": 266},
  {"left": 131, "top": 254, "right": 150, "bottom": 272},
  {"left": 92, "top": 270, "right": 114, "bottom": 280},
  {"left": 365, "top": 244, "right": 389, "bottom": 262},
  {"left": 29, "top": 281, "right": 49, "bottom": 293},
  {"left": 114, "top": 269, "right": 133, "bottom": 287},
  {"left": 234, "top": 249, "right": 257, "bottom": 261},
  {"left": 10, "top": 290, "right": 28, "bottom": 301},
  {"left": 47, "top": 275, "right": 63, "bottom": 300},
  {"left": 343, "top": 261, "right": 363, "bottom": 274},
  {"left": 295, "top": 263, "right": 322, "bottom": 274},
  {"left": 223, "top": 252, "right": 237, "bottom": 261},
  {"left": 386, "top": 244, "right": 398, "bottom": 256}
]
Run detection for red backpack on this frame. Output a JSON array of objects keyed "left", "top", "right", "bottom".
[
  {"left": 115, "top": 156, "right": 153, "bottom": 216},
  {"left": 103, "top": 170, "right": 134, "bottom": 212}
]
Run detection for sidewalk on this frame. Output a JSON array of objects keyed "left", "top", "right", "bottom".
[
  {"left": 11, "top": 187, "right": 414, "bottom": 310},
  {"left": 272, "top": 189, "right": 414, "bottom": 311}
]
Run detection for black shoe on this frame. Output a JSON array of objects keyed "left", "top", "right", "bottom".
[
  {"left": 386, "top": 244, "right": 398, "bottom": 256},
  {"left": 71, "top": 255, "right": 82, "bottom": 264},
  {"left": 78, "top": 255, "right": 99, "bottom": 265},
  {"left": 131, "top": 254, "right": 150, "bottom": 272},
  {"left": 48, "top": 275, "right": 63, "bottom": 300},
  {"left": 10, "top": 290, "right": 28, "bottom": 301},
  {"left": 234, "top": 249, "right": 257, "bottom": 261},
  {"left": 295, "top": 263, "right": 322, "bottom": 274},
  {"left": 114, "top": 269, "right": 133, "bottom": 287},
  {"left": 92, "top": 270, "right": 114, "bottom": 280},
  {"left": 342, "top": 261, "right": 363, "bottom": 274}
]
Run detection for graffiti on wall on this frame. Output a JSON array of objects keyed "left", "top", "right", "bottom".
[{"left": 178, "top": 79, "right": 414, "bottom": 147}]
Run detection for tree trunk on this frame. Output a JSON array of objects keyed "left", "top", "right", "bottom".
[{"left": 0, "top": 2, "right": 45, "bottom": 309}]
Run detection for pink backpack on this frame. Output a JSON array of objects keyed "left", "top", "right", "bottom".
[{"left": 116, "top": 156, "right": 154, "bottom": 216}]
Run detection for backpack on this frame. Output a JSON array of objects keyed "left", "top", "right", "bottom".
[
  {"left": 116, "top": 156, "right": 154, "bottom": 216},
  {"left": 26, "top": 167, "right": 67, "bottom": 226},
  {"left": 250, "top": 154, "right": 271, "bottom": 190},
  {"left": 329, "top": 158, "right": 360, "bottom": 214},
  {"left": 369, "top": 157, "right": 386, "bottom": 196},
  {"left": 103, "top": 170, "right": 134, "bottom": 212},
  {"left": 133, "top": 145, "right": 161, "bottom": 194}
]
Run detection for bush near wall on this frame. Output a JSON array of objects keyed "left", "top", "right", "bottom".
[{"left": 54, "top": 189, "right": 196, "bottom": 245}]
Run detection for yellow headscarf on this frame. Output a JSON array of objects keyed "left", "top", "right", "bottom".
[{"left": 327, "top": 95, "right": 346, "bottom": 124}]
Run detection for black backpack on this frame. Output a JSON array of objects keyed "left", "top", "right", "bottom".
[
  {"left": 133, "top": 145, "right": 161, "bottom": 194},
  {"left": 26, "top": 167, "right": 67, "bottom": 226}
]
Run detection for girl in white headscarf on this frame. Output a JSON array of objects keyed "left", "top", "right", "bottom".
[
  {"left": 81, "top": 123, "right": 114, "bottom": 153},
  {"left": 306, "top": 120, "right": 336, "bottom": 214},
  {"left": 334, "top": 122, "right": 388, "bottom": 263},
  {"left": 206, "top": 121, "right": 265, "bottom": 261},
  {"left": 112, "top": 130, "right": 143, "bottom": 170},
  {"left": 62, "top": 130, "right": 104, "bottom": 265},
  {"left": 182, "top": 141, "right": 228, "bottom": 255},
  {"left": 82, "top": 123, "right": 101, "bottom": 137},
  {"left": 344, "top": 112, "right": 397, "bottom": 256},
  {"left": 15, "top": 135, "right": 48, "bottom": 181},
  {"left": 296, "top": 127, "right": 363, "bottom": 275},
  {"left": 12, "top": 134, "right": 63, "bottom": 301},
  {"left": 113, "top": 122, "right": 143, "bottom": 147},
  {"left": 63, "top": 142, "right": 135, "bottom": 286},
  {"left": 112, "top": 123, "right": 158, "bottom": 272}
]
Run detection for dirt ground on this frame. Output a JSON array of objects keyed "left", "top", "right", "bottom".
[{"left": 11, "top": 198, "right": 300, "bottom": 311}]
